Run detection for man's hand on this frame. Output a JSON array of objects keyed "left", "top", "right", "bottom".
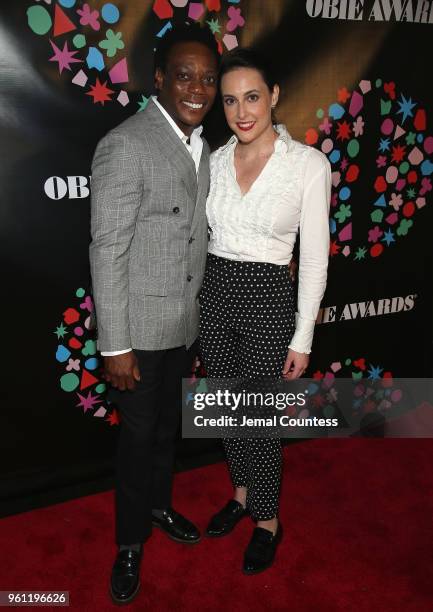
[
  {"left": 103, "top": 352, "right": 141, "bottom": 391},
  {"left": 282, "top": 349, "right": 309, "bottom": 380}
]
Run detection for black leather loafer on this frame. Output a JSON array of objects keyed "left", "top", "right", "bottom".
[
  {"left": 152, "top": 508, "right": 201, "bottom": 544},
  {"left": 243, "top": 523, "right": 283, "bottom": 575},
  {"left": 110, "top": 548, "right": 141, "bottom": 605},
  {"left": 206, "top": 499, "right": 248, "bottom": 537}
]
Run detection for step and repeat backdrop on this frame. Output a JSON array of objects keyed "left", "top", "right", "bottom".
[{"left": 1, "top": 0, "right": 432, "bottom": 502}]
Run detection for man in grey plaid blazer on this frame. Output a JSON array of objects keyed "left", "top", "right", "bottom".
[{"left": 89, "top": 25, "right": 219, "bottom": 604}]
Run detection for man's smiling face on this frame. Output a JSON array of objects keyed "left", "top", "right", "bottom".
[{"left": 155, "top": 41, "right": 218, "bottom": 136}]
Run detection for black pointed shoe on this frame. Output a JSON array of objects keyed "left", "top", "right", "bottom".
[
  {"left": 206, "top": 499, "right": 248, "bottom": 537},
  {"left": 152, "top": 508, "right": 201, "bottom": 544},
  {"left": 243, "top": 523, "right": 283, "bottom": 575},
  {"left": 110, "top": 548, "right": 141, "bottom": 605}
]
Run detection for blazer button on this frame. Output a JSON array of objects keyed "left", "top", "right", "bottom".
[
  {"left": 188, "top": 237, "right": 195, "bottom": 244},
  {"left": 172, "top": 206, "right": 180, "bottom": 214},
  {"left": 187, "top": 274, "right": 193, "bottom": 282}
]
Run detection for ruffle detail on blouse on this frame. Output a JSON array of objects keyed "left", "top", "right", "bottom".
[{"left": 207, "top": 125, "right": 313, "bottom": 263}]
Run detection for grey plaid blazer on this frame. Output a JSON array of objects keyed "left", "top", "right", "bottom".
[{"left": 89, "top": 99, "right": 210, "bottom": 351}]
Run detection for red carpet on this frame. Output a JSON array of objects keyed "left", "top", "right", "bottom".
[{"left": 1, "top": 439, "right": 433, "bottom": 611}]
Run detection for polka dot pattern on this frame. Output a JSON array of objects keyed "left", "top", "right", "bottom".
[{"left": 199, "top": 254, "right": 296, "bottom": 521}]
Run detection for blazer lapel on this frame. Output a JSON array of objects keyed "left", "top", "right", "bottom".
[{"left": 145, "top": 99, "right": 197, "bottom": 202}]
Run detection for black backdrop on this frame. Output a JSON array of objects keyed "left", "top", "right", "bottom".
[{"left": 1, "top": 0, "right": 432, "bottom": 513}]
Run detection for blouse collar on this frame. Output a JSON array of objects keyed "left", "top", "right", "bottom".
[{"left": 221, "top": 123, "right": 292, "bottom": 153}]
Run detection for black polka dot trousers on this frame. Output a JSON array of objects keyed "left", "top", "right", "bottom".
[{"left": 199, "top": 253, "right": 296, "bottom": 521}]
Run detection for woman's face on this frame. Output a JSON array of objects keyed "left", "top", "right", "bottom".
[{"left": 220, "top": 67, "right": 279, "bottom": 144}]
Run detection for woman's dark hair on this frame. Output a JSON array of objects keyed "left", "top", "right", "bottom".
[
  {"left": 154, "top": 22, "right": 220, "bottom": 74},
  {"left": 219, "top": 47, "right": 278, "bottom": 92}
]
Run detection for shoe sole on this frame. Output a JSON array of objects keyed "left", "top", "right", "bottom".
[
  {"left": 205, "top": 523, "right": 241, "bottom": 538},
  {"left": 152, "top": 521, "right": 201, "bottom": 544},
  {"left": 242, "top": 562, "right": 273, "bottom": 575},
  {"left": 109, "top": 581, "right": 140, "bottom": 605}
]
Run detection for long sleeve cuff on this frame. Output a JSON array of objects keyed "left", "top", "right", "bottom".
[
  {"left": 101, "top": 348, "right": 132, "bottom": 356},
  {"left": 288, "top": 313, "right": 315, "bottom": 354}
]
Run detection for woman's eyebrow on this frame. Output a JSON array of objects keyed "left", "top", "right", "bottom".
[{"left": 222, "top": 90, "right": 260, "bottom": 97}]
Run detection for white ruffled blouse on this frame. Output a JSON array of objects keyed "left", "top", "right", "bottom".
[{"left": 206, "top": 124, "right": 331, "bottom": 354}]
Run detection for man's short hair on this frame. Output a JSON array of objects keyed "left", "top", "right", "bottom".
[{"left": 154, "top": 22, "right": 220, "bottom": 74}]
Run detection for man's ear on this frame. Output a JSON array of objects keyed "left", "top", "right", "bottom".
[{"left": 154, "top": 67, "right": 164, "bottom": 92}]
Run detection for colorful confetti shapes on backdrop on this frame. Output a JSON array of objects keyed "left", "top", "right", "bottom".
[
  {"left": 55, "top": 288, "right": 120, "bottom": 426},
  {"left": 307, "top": 79, "right": 432, "bottom": 260},
  {"left": 307, "top": 357, "right": 402, "bottom": 422},
  {"left": 26, "top": 0, "right": 248, "bottom": 112}
]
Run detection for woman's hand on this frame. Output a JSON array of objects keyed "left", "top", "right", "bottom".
[
  {"left": 288, "top": 258, "right": 297, "bottom": 282},
  {"left": 282, "top": 349, "right": 309, "bottom": 379}
]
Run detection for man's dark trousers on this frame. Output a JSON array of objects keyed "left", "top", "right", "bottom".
[{"left": 113, "top": 342, "right": 197, "bottom": 545}]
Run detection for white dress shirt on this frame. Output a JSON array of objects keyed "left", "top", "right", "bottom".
[
  {"left": 101, "top": 97, "right": 204, "bottom": 357},
  {"left": 207, "top": 124, "right": 331, "bottom": 354}
]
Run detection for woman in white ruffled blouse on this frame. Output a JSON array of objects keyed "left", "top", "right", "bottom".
[{"left": 199, "top": 48, "right": 331, "bottom": 574}]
